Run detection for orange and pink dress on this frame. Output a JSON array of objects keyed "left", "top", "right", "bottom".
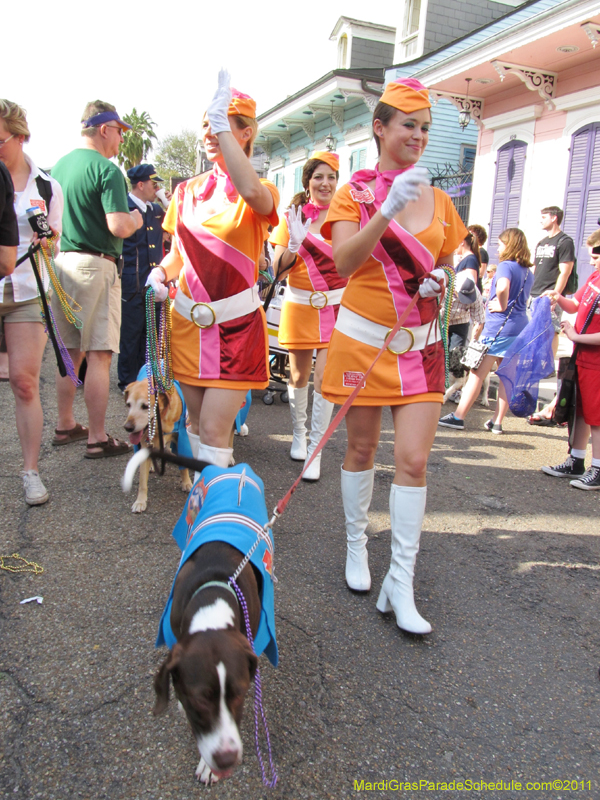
[
  {"left": 163, "top": 173, "right": 279, "bottom": 390},
  {"left": 321, "top": 174, "right": 466, "bottom": 406},
  {"left": 269, "top": 212, "right": 347, "bottom": 350}
]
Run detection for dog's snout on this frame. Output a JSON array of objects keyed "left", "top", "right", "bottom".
[{"left": 213, "top": 748, "right": 240, "bottom": 770}]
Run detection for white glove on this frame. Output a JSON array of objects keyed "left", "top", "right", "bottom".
[
  {"left": 380, "top": 166, "right": 431, "bottom": 220},
  {"left": 287, "top": 205, "right": 311, "bottom": 254},
  {"left": 206, "top": 69, "right": 232, "bottom": 135},
  {"left": 146, "top": 267, "right": 168, "bottom": 302},
  {"left": 419, "top": 268, "right": 447, "bottom": 298}
]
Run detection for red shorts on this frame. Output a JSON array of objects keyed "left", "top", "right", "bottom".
[{"left": 576, "top": 365, "right": 600, "bottom": 426}]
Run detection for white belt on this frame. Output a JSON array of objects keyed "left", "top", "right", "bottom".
[
  {"left": 284, "top": 284, "right": 345, "bottom": 310},
  {"left": 335, "top": 305, "right": 441, "bottom": 355},
  {"left": 174, "top": 285, "right": 260, "bottom": 329}
]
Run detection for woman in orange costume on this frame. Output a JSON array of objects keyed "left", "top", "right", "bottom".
[
  {"left": 321, "top": 79, "right": 466, "bottom": 633},
  {"left": 147, "top": 71, "right": 279, "bottom": 467},
  {"left": 270, "top": 151, "right": 346, "bottom": 481}
]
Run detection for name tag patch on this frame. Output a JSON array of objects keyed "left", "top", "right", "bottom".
[
  {"left": 349, "top": 187, "right": 375, "bottom": 205},
  {"left": 30, "top": 199, "right": 46, "bottom": 213},
  {"left": 343, "top": 371, "right": 366, "bottom": 388}
]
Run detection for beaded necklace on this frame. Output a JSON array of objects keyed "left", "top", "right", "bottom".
[
  {"left": 144, "top": 288, "right": 174, "bottom": 443},
  {"left": 437, "top": 265, "right": 456, "bottom": 389}
]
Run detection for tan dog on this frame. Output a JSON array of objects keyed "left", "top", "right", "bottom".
[{"left": 123, "top": 381, "right": 193, "bottom": 513}]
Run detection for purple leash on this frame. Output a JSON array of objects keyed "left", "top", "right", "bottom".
[{"left": 229, "top": 578, "right": 277, "bottom": 789}]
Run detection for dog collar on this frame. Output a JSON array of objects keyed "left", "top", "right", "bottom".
[{"left": 190, "top": 580, "right": 240, "bottom": 607}]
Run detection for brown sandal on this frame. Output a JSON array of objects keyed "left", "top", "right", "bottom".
[
  {"left": 53, "top": 423, "right": 89, "bottom": 446},
  {"left": 84, "top": 435, "right": 132, "bottom": 459}
]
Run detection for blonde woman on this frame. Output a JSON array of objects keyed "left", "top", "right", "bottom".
[{"left": 0, "top": 100, "right": 63, "bottom": 504}]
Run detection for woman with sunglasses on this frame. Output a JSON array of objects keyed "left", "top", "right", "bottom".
[
  {"left": 321, "top": 79, "right": 467, "bottom": 634},
  {"left": 147, "top": 71, "right": 278, "bottom": 469},
  {"left": 0, "top": 99, "right": 63, "bottom": 505}
]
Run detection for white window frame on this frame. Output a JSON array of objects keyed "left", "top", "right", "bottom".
[{"left": 397, "top": 0, "right": 428, "bottom": 62}]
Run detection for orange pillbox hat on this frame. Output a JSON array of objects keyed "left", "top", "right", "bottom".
[
  {"left": 228, "top": 88, "right": 257, "bottom": 119},
  {"left": 380, "top": 78, "right": 431, "bottom": 113},
  {"left": 311, "top": 151, "right": 340, "bottom": 172}
]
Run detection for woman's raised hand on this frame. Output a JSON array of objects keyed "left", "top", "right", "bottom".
[
  {"left": 380, "top": 166, "right": 430, "bottom": 220},
  {"left": 207, "top": 69, "right": 232, "bottom": 134},
  {"left": 287, "top": 205, "right": 312, "bottom": 254}
]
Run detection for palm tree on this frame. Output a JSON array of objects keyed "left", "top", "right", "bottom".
[{"left": 118, "top": 109, "right": 158, "bottom": 171}]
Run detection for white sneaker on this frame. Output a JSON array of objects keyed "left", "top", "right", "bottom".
[{"left": 22, "top": 470, "right": 49, "bottom": 506}]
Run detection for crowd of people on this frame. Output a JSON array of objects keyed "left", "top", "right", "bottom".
[{"left": 1, "top": 72, "right": 598, "bottom": 637}]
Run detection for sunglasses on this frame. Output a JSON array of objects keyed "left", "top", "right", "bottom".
[{"left": 592, "top": 245, "right": 600, "bottom": 255}]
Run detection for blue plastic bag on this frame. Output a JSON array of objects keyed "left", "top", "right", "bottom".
[{"left": 496, "top": 296, "right": 555, "bottom": 418}]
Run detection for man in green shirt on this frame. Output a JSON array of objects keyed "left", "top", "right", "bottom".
[{"left": 51, "top": 101, "right": 143, "bottom": 458}]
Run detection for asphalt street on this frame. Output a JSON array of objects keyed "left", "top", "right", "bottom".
[{"left": 1, "top": 351, "right": 598, "bottom": 800}]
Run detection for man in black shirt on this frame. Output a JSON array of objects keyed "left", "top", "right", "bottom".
[
  {"left": 0, "top": 161, "right": 18, "bottom": 276},
  {"left": 530, "top": 205, "right": 575, "bottom": 358}
]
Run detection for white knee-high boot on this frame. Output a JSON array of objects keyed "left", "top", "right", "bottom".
[
  {"left": 302, "top": 391, "right": 334, "bottom": 482},
  {"left": 188, "top": 432, "right": 202, "bottom": 484},
  {"left": 288, "top": 385, "right": 308, "bottom": 461},
  {"left": 196, "top": 442, "right": 234, "bottom": 469},
  {"left": 341, "top": 466, "right": 374, "bottom": 592},
  {"left": 376, "top": 484, "right": 432, "bottom": 634}
]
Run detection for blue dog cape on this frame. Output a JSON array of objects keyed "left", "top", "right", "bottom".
[{"left": 156, "top": 464, "right": 278, "bottom": 667}]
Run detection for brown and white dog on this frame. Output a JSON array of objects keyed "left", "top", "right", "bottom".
[
  {"left": 153, "top": 541, "right": 261, "bottom": 785},
  {"left": 123, "top": 380, "right": 192, "bottom": 512},
  {"left": 443, "top": 346, "right": 492, "bottom": 407}
]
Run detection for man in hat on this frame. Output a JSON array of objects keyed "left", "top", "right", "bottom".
[
  {"left": 51, "top": 101, "right": 143, "bottom": 458},
  {"left": 118, "top": 164, "right": 167, "bottom": 391}
]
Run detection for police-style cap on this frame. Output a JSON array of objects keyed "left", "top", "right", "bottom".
[{"left": 127, "top": 164, "right": 164, "bottom": 183}]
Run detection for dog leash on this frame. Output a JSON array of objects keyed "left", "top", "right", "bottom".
[{"left": 267, "top": 288, "right": 424, "bottom": 527}]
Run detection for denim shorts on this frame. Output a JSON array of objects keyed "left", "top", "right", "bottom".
[{"left": 479, "top": 333, "right": 518, "bottom": 358}]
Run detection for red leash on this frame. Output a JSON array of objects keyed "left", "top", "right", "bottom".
[{"left": 272, "top": 290, "right": 422, "bottom": 520}]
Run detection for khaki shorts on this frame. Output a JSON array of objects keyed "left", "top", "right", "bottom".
[
  {"left": 0, "top": 280, "right": 44, "bottom": 335},
  {"left": 51, "top": 252, "right": 121, "bottom": 352}
]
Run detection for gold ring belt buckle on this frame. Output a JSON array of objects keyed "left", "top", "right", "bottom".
[
  {"left": 190, "top": 302, "right": 216, "bottom": 329},
  {"left": 309, "top": 290, "right": 328, "bottom": 310},
  {"left": 386, "top": 326, "right": 415, "bottom": 355}
]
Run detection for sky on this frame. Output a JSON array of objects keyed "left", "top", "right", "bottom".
[{"left": 4, "top": 0, "right": 399, "bottom": 169}]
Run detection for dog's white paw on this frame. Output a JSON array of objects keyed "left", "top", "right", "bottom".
[
  {"left": 195, "top": 757, "right": 219, "bottom": 785},
  {"left": 480, "top": 398, "right": 490, "bottom": 407},
  {"left": 181, "top": 474, "right": 193, "bottom": 492},
  {"left": 131, "top": 498, "right": 147, "bottom": 513}
]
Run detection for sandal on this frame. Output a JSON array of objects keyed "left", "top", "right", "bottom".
[
  {"left": 84, "top": 435, "right": 132, "bottom": 459},
  {"left": 527, "top": 413, "right": 556, "bottom": 427},
  {"left": 53, "top": 423, "right": 89, "bottom": 446}
]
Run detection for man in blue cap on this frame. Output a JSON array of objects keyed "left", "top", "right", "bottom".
[
  {"left": 118, "top": 164, "right": 168, "bottom": 391},
  {"left": 51, "top": 100, "right": 143, "bottom": 458}
]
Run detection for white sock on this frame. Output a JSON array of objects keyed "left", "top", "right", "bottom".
[
  {"left": 592, "top": 458, "right": 600, "bottom": 467},
  {"left": 571, "top": 449, "right": 586, "bottom": 460}
]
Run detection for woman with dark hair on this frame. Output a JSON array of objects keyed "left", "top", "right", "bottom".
[
  {"left": 439, "top": 227, "right": 534, "bottom": 434},
  {"left": 321, "top": 79, "right": 467, "bottom": 634},
  {"left": 270, "top": 151, "right": 345, "bottom": 481},
  {"left": 147, "top": 71, "right": 279, "bottom": 469},
  {"left": 455, "top": 230, "right": 482, "bottom": 290},
  {"left": 468, "top": 223, "right": 489, "bottom": 280}
]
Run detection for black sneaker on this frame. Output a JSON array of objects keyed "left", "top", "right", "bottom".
[
  {"left": 484, "top": 419, "right": 503, "bottom": 434},
  {"left": 541, "top": 455, "right": 585, "bottom": 478},
  {"left": 438, "top": 413, "right": 464, "bottom": 430},
  {"left": 570, "top": 466, "right": 600, "bottom": 490}
]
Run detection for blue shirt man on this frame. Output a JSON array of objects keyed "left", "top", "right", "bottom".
[{"left": 118, "top": 163, "right": 167, "bottom": 390}]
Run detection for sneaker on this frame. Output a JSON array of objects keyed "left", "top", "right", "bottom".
[
  {"left": 484, "top": 419, "right": 503, "bottom": 434},
  {"left": 541, "top": 455, "right": 585, "bottom": 478},
  {"left": 570, "top": 466, "right": 600, "bottom": 490},
  {"left": 438, "top": 413, "right": 464, "bottom": 430},
  {"left": 22, "top": 470, "right": 49, "bottom": 505}
]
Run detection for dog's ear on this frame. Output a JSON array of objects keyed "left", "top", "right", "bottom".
[
  {"left": 239, "top": 637, "right": 258, "bottom": 681},
  {"left": 123, "top": 385, "right": 131, "bottom": 403},
  {"left": 153, "top": 646, "right": 181, "bottom": 716},
  {"left": 157, "top": 391, "right": 171, "bottom": 415}
]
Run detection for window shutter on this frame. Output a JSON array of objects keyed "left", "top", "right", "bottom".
[
  {"left": 488, "top": 141, "right": 527, "bottom": 263},
  {"left": 359, "top": 148, "right": 367, "bottom": 169},
  {"left": 294, "top": 166, "right": 303, "bottom": 194},
  {"left": 563, "top": 124, "right": 600, "bottom": 284}
]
